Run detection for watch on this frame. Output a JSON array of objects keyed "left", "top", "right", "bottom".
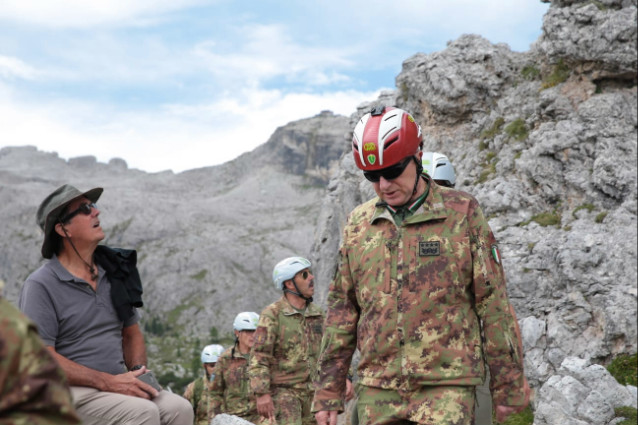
[{"left": 130, "top": 364, "right": 145, "bottom": 371}]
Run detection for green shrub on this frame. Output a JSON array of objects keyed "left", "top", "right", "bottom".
[
  {"left": 595, "top": 211, "right": 608, "bottom": 223},
  {"left": 190, "top": 269, "right": 208, "bottom": 280},
  {"left": 505, "top": 118, "right": 529, "bottom": 141},
  {"left": 475, "top": 157, "right": 498, "bottom": 184},
  {"left": 520, "top": 211, "right": 562, "bottom": 227},
  {"left": 572, "top": 203, "right": 595, "bottom": 219},
  {"left": 532, "top": 212, "right": 561, "bottom": 226},
  {"left": 521, "top": 65, "right": 541, "bottom": 81},
  {"left": 614, "top": 406, "right": 638, "bottom": 425},
  {"left": 541, "top": 59, "right": 570, "bottom": 90},
  {"left": 586, "top": 0, "right": 607, "bottom": 10},
  {"left": 496, "top": 405, "right": 534, "bottom": 425},
  {"left": 607, "top": 353, "right": 638, "bottom": 386},
  {"left": 481, "top": 117, "right": 505, "bottom": 140}
]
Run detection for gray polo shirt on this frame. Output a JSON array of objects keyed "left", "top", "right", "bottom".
[{"left": 19, "top": 255, "right": 140, "bottom": 375}]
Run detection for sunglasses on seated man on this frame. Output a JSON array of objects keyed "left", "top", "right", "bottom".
[
  {"left": 363, "top": 157, "right": 413, "bottom": 183},
  {"left": 60, "top": 202, "right": 98, "bottom": 223}
]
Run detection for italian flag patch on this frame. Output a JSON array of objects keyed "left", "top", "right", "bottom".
[{"left": 491, "top": 245, "right": 501, "bottom": 265}]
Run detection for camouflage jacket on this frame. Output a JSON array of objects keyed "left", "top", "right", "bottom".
[
  {"left": 183, "top": 375, "right": 211, "bottom": 425},
  {"left": 0, "top": 297, "right": 80, "bottom": 425},
  {"left": 249, "top": 296, "right": 324, "bottom": 394},
  {"left": 312, "top": 181, "right": 527, "bottom": 412},
  {"left": 209, "top": 344, "right": 259, "bottom": 421}
]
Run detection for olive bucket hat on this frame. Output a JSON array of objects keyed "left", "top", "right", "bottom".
[{"left": 36, "top": 184, "right": 103, "bottom": 259}]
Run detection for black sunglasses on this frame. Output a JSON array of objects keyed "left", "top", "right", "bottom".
[
  {"left": 60, "top": 202, "right": 97, "bottom": 223},
  {"left": 298, "top": 270, "right": 312, "bottom": 279},
  {"left": 363, "top": 157, "right": 413, "bottom": 183}
]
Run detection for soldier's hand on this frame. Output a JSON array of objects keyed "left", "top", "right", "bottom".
[
  {"left": 256, "top": 393, "right": 275, "bottom": 420},
  {"left": 315, "top": 410, "right": 338, "bottom": 425},
  {"left": 105, "top": 367, "right": 158, "bottom": 399},
  {"left": 345, "top": 378, "right": 355, "bottom": 402}
]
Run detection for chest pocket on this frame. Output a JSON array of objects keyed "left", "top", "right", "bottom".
[{"left": 407, "top": 233, "right": 472, "bottom": 301}]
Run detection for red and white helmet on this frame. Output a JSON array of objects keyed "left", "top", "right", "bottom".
[{"left": 352, "top": 106, "right": 422, "bottom": 171}]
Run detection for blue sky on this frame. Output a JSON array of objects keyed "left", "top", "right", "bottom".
[{"left": 0, "top": 0, "right": 549, "bottom": 173}]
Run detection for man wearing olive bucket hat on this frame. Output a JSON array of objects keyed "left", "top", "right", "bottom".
[{"left": 19, "top": 184, "right": 193, "bottom": 425}]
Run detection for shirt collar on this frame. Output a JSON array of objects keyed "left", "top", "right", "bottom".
[
  {"left": 372, "top": 175, "right": 448, "bottom": 224},
  {"left": 49, "top": 254, "right": 104, "bottom": 284}
]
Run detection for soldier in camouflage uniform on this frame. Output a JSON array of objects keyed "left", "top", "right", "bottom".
[
  {"left": 209, "top": 312, "right": 263, "bottom": 424},
  {"left": 248, "top": 257, "right": 324, "bottom": 425},
  {"left": 183, "top": 343, "right": 224, "bottom": 425},
  {"left": 0, "top": 288, "right": 80, "bottom": 425},
  {"left": 312, "top": 107, "right": 530, "bottom": 425}
]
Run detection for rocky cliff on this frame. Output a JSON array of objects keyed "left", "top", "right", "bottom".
[{"left": 310, "top": 0, "right": 637, "bottom": 423}]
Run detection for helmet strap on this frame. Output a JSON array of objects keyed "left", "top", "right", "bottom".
[
  {"left": 283, "top": 279, "right": 313, "bottom": 305},
  {"left": 411, "top": 156, "right": 423, "bottom": 197}
]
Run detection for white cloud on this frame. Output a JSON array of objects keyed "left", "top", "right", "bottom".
[
  {"left": 0, "top": 55, "right": 39, "bottom": 79},
  {"left": 192, "top": 24, "right": 356, "bottom": 87},
  {"left": 0, "top": 0, "right": 210, "bottom": 28},
  {"left": 0, "top": 87, "right": 380, "bottom": 173}
]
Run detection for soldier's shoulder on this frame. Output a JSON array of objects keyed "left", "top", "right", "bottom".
[
  {"left": 307, "top": 303, "right": 324, "bottom": 317},
  {"left": 219, "top": 347, "right": 234, "bottom": 359},
  {"left": 347, "top": 198, "right": 378, "bottom": 223},
  {"left": 0, "top": 297, "right": 32, "bottom": 339}
]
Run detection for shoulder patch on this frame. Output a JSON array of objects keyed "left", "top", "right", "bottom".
[{"left": 491, "top": 245, "right": 501, "bottom": 265}]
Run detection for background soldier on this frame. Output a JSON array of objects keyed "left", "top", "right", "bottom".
[
  {"left": 184, "top": 344, "right": 224, "bottom": 425},
  {"left": 209, "top": 312, "right": 261, "bottom": 423},
  {"left": 248, "top": 256, "right": 323, "bottom": 425}
]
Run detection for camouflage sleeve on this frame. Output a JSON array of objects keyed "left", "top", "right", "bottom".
[
  {"left": 208, "top": 358, "right": 224, "bottom": 417},
  {"left": 0, "top": 298, "right": 80, "bottom": 425},
  {"left": 312, "top": 243, "right": 359, "bottom": 413},
  {"left": 468, "top": 200, "right": 527, "bottom": 408},
  {"left": 183, "top": 380, "right": 196, "bottom": 404},
  {"left": 248, "top": 306, "right": 278, "bottom": 395}
]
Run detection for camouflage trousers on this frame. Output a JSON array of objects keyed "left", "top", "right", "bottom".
[
  {"left": 356, "top": 384, "right": 475, "bottom": 425},
  {"left": 271, "top": 386, "right": 316, "bottom": 425}
]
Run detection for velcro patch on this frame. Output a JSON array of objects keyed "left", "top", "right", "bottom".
[{"left": 419, "top": 241, "right": 440, "bottom": 256}]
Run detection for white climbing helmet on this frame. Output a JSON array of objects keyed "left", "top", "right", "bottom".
[
  {"left": 422, "top": 152, "right": 456, "bottom": 187},
  {"left": 272, "top": 256, "right": 312, "bottom": 290},
  {"left": 233, "top": 312, "right": 259, "bottom": 331},
  {"left": 200, "top": 344, "right": 224, "bottom": 364}
]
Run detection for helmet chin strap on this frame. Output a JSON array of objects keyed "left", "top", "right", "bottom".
[
  {"left": 411, "top": 156, "right": 423, "bottom": 197},
  {"left": 283, "top": 280, "right": 313, "bottom": 305}
]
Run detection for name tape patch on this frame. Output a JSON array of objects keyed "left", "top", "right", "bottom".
[{"left": 419, "top": 241, "right": 440, "bottom": 256}]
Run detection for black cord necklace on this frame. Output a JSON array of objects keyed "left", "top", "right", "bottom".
[{"left": 59, "top": 222, "right": 98, "bottom": 281}]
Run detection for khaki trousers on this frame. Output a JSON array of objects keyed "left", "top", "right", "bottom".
[{"left": 71, "top": 386, "right": 194, "bottom": 425}]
